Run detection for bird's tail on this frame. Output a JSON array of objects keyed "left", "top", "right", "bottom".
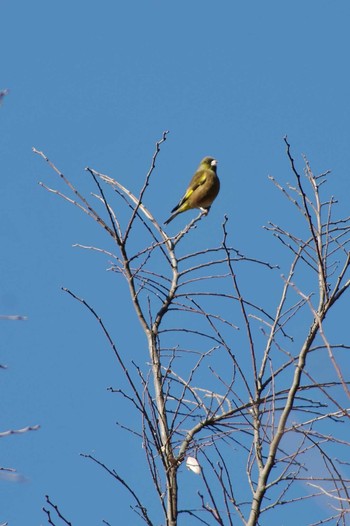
[{"left": 164, "top": 211, "right": 178, "bottom": 225}]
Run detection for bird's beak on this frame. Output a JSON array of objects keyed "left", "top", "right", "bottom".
[{"left": 211, "top": 159, "right": 218, "bottom": 167}]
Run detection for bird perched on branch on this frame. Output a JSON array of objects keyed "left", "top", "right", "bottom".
[{"left": 164, "top": 156, "right": 220, "bottom": 225}]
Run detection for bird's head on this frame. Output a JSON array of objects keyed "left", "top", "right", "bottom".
[{"left": 200, "top": 156, "right": 218, "bottom": 170}]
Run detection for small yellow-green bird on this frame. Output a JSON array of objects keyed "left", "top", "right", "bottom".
[{"left": 164, "top": 156, "right": 220, "bottom": 225}]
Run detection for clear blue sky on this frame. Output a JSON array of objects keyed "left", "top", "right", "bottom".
[{"left": 1, "top": 1, "right": 350, "bottom": 524}]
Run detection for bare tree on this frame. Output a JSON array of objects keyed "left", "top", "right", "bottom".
[
  {"left": 1, "top": 77, "right": 39, "bottom": 495},
  {"left": 0, "top": 88, "right": 9, "bottom": 106},
  {"left": 1, "top": 313, "right": 39, "bottom": 489},
  {"left": 34, "top": 134, "right": 350, "bottom": 525}
]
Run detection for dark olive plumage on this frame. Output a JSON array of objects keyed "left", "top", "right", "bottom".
[{"left": 164, "top": 157, "right": 220, "bottom": 225}]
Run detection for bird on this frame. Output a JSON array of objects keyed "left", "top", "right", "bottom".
[{"left": 164, "top": 156, "right": 220, "bottom": 225}]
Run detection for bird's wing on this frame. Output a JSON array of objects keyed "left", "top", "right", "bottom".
[{"left": 176, "top": 170, "right": 208, "bottom": 208}]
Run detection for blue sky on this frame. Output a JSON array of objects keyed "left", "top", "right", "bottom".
[{"left": 1, "top": 1, "right": 350, "bottom": 524}]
